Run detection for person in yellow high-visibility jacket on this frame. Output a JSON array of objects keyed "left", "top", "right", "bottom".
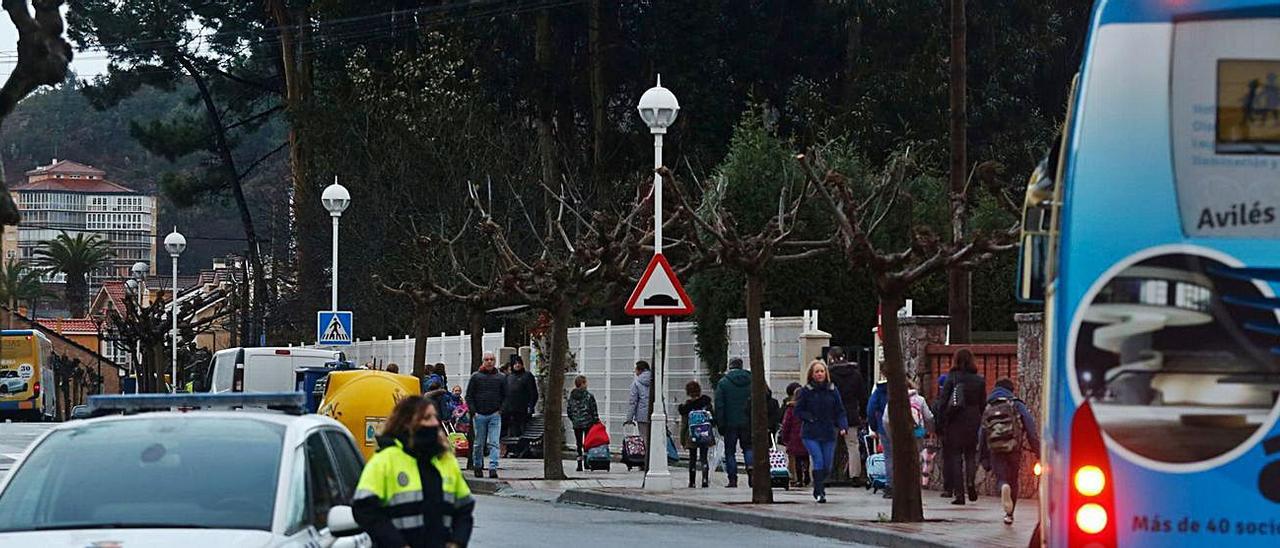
[{"left": 353, "top": 395, "right": 474, "bottom": 548}]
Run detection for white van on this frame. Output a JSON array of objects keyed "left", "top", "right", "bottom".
[{"left": 205, "top": 347, "right": 346, "bottom": 393}]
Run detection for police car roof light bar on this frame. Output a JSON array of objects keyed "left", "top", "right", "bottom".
[{"left": 88, "top": 392, "right": 307, "bottom": 415}]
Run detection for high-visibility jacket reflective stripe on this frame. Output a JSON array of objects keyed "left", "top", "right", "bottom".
[{"left": 354, "top": 439, "right": 472, "bottom": 536}]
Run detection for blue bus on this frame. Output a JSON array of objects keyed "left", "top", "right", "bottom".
[{"left": 1019, "top": 1, "right": 1280, "bottom": 546}]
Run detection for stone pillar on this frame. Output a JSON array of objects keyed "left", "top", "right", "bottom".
[
  {"left": 1015, "top": 312, "right": 1045, "bottom": 500},
  {"left": 896, "top": 315, "right": 950, "bottom": 387},
  {"left": 798, "top": 327, "right": 831, "bottom": 379}
]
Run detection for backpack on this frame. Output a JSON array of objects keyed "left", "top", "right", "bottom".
[
  {"left": 909, "top": 397, "right": 926, "bottom": 438},
  {"left": 982, "top": 397, "right": 1023, "bottom": 454},
  {"left": 688, "top": 409, "right": 715, "bottom": 447}
]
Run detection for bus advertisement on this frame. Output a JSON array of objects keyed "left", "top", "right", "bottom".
[
  {"left": 0, "top": 331, "right": 55, "bottom": 421},
  {"left": 1020, "top": 2, "right": 1280, "bottom": 546}
]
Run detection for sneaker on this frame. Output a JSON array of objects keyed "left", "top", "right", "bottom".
[
  {"left": 818, "top": 494, "right": 827, "bottom": 504},
  {"left": 950, "top": 497, "right": 965, "bottom": 505},
  {"left": 488, "top": 469, "right": 498, "bottom": 479},
  {"left": 473, "top": 467, "right": 483, "bottom": 479},
  {"left": 727, "top": 479, "right": 738, "bottom": 488},
  {"left": 1003, "top": 513, "right": 1015, "bottom": 525},
  {"left": 940, "top": 491, "right": 954, "bottom": 499},
  {"left": 1001, "top": 484, "right": 1014, "bottom": 516},
  {"left": 968, "top": 485, "right": 978, "bottom": 502}
]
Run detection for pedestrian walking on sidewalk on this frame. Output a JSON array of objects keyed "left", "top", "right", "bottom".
[
  {"left": 567, "top": 375, "right": 600, "bottom": 472},
  {"left": 827, "top": 346, "right": 867, "bottom": 486},
  {"left": 938, "top": 348, "right": 987, "bottom": 505},
  {"left": 979, "top": 378, "right": 1040, "bottom": 525},
  {"left": 714, "top": 357, "right": 753, "bottom": 487},
  {"left": 678, "top": 380, "right": 714, "bottom": 488},
  {"left": 626, "top": 361, "right": 654, "bottom": 470},
  {"left": 465, "top": 352, "right": 506, "bottom": 478},
  {"left": 866, "top": 375, "right": 893, "bottom": 498},
  {"left": 779, "top": 382, "right": 810, "bottom": 488},
  {"left": 885, "top": 380, "right": 934, "bottom": 488},
  {"left": 353, "top": 396, "right": 474, "bottom": 548},
  {"left": 795, "top": 360, "right": 849, "bottom": 504},
  {"left": 934, "top": 371, "right": 954, "bottom": 499}
]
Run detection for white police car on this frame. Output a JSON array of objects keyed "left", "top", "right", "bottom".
[{"left": 0, "top": 393, "right": 371, "bottom": 547}]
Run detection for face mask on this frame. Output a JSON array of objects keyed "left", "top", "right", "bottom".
[{"left": 410, "top": 427, "right": 443, "bottom": 457}]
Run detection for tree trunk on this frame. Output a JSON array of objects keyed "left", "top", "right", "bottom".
[
  {"left": 67, "top": 274, "right": 87, "bottom": 317},
  {"left": 842, "top": 1, "right": 863, "bottom": 108},
  {"left": 947, "top": 0, "right": 971, "bottom": 344},
  {"left": 745, "top": 274, "right": 773, "bottom": 503},
  {"left": 412, "top": 299, "right": 430, "bottom": 378},
  {"left": 588, "top": 0, "right": 607, "bottom": 187},
  {"left": 543, "top": 302, "right": 570, "bottom": 480},
  {"left": 468, "top": 307, "right": 484, "bottom": 374},
  {"left": 879, "top": 291, "right": 924, "bottom": 522},
  {"left": 175, "top": 55, "right": 269, "bottom": 346},
  {"left": 534, "top": 9, "right": 561, "bottom": 239}
]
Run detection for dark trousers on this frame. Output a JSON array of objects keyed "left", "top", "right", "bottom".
[
  {"left": 991, "top": 452, "right": 1022, "bottom": 510},
  {"left": 687, "top": 444, "right": 709, "bottom": 485},
  {"left": 945, "top": 441, "right": 979, "bottom": 494},
  {"left": 722, "top": 425, "right": 753, "bottom": 481},
  {"left": 940, "top": 442, "right": 954, "bottom": 493},
  {"left": 574, "top": 427, "right": 588, "bottom": 458},
  {"left": 504, "top": 410, "right": 530, "bottom": 438}
]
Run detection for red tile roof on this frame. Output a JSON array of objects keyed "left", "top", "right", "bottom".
[
  {"left": 24, "top": 160, "right": 106, "bottom": 177},
  {"left": 11, "top": 176, "right": 137, "bottom": 194},
  {"left": 36, "top": 318, "right": 101, "bottom": 334},
  {"left": 99, "top": 280, "right": 127, "bottom": 312}
]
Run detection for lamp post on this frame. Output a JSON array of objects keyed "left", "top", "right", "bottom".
[
  {"left": 128, "top": 261, "right": 147, "bottom": 392},
  {"left": 322, "top": 178, "right": 351, "bottom": 314},
  {"left": 637, "top": 75, "right": 679, "bottom": 492},
  {"left": 165, "top": 228, "right": 186, "bottom": 393}
]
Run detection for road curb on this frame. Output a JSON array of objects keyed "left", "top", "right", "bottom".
[
  {"left": 467, "top": 477, "right": 510, "bottom": 495},
  {"left": 558, "top": 488, "right": 953, "bottom": 548}
]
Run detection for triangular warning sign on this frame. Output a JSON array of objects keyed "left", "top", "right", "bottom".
[
  {"left": 625, "top": 253, "right": 694, "bottom": 316},
  {"left": 324, "top": 315, "right": 350, "bottom": 342}
]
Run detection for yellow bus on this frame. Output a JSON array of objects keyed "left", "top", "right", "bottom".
[{"left": 0, "top": 330, "right": 55, "bottom": 421}]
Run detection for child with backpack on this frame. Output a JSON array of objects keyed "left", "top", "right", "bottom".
[
  {"left": 978, "top": 378, "right": 1040, "bottom": 525},
  {"left": 678, "top": 380, "right": 715, "bottom": 488},
  {"left": 779, "top": 382, "right": 810, "bottom": 488},
  {"left": 567, "top": 375, "right": 600, "bottom": 472}
]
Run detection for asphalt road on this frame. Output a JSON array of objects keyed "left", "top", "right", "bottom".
[{"left": 470, "top": 494, "right": 874, "bottom": 548}]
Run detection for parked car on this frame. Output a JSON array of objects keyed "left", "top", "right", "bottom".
[{"left": 0, "top": 393, "right": 371, "bottom": 548}]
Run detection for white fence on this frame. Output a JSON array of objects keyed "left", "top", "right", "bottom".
[{"left": 301, "top": 310, "right": 824, "bottom": 443}]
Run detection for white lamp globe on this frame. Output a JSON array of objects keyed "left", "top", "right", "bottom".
[
  {"left": 637, "top": 75, "right": 680, "bottom": 133},
  {"left": 164, "top": 228, "right": 187, "bottom": 257},
  {"left": 322, "top": 179, "right": 351, "bottom": 217}
]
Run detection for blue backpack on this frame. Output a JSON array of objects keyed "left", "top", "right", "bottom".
[{"left": 688, "top": 409, "right": 715, "bottom": 447}]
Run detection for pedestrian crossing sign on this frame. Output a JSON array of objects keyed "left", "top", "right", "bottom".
[{"left": 317, "top": 311, "right": 354, "bottom": 346}]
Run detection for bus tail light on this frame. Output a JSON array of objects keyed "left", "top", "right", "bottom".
[
  {"left": 32, "top": 382, "right": 40, "bottom": 397},
  {"left": 1033, "top": 461, "right": 1043, "bottom": 477},
  {"left": 1068, "top": 402, "right": 1117, "bottom": 547}
]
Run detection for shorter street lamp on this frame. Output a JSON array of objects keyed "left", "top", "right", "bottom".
[{"left": 164, "top": 228, "right": 186, "bottom": 393}]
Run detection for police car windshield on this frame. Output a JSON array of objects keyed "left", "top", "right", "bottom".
[{"left": 0, "top": 417, "right": 285, "bottom": 532}]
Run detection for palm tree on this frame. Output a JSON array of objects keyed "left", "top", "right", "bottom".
[
  {"left": 34, "top": 232, "right": 113, "bottom": 317},
  {"left": 0, "top": 258, "right": 47, "bottom": 327}
]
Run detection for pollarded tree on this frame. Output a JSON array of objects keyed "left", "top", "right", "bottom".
[
  {"left": 664, "top": 111, "right": 832, "bottom": 504},
  {"left": 802, "top": 147, "right": 1020, "bottom": 522},
  {"left": 34, "top": 232, "right": 112, "bottom": 316}
]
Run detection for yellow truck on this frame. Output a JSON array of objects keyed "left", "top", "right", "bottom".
[{"left": 317, "top": 369, "right": 421, "bottom": 459}]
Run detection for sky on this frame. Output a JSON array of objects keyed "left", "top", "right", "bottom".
[{"left": 0, "top": 8, "right": 111, "bottom": 83}]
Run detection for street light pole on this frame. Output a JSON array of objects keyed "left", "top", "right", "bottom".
[
  {"left": 637, "top": 75, "right": 679, "bottom": 492},
  {"left": 131, "top": 262, "right": 148, "bottom": 392},
  {"left": 165, "top": 229, "right": 186, "bottom": 393},
  {"left": 322, "top": 177, "right": 351, "bottom": 314}
]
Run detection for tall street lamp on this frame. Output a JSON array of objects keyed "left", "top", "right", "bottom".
[
  {"left": 322, "top": 177, "right": 351, "bottom": 313},
  {"left": 637, "top": 75, "right": 679, "bottom": 492},
  {"left": 165, "top": 228, "right": 186, "bottom": 393}
]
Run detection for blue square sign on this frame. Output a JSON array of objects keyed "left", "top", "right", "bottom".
[{"left": 317, "top": 311, "right": 353, "bottom": 346}]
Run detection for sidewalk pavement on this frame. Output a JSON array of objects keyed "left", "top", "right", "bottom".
[{"left": 467, "top": 458, "right": 1037, "bottom": 547}]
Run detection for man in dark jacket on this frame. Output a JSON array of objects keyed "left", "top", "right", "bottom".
[
  {"left": 502, "top": 355, "right": 538, "bottom": 440},
  {"left": 465, "top": 352, "right": 506, "bottom": 478},
  {"left": 938, "top": 349, "right": 987, "bottom": 505},
  {"left": 827, "top": 346, "right": 866, "bottom": 484},
  {"left": 714, "top": 357, "right": 753, "bottom": 487}
]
